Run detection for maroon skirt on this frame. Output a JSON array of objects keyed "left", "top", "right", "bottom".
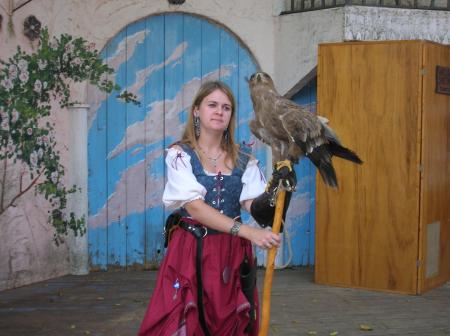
[{"left": 138, "top": 226, "right": 259, "bottom": 336}]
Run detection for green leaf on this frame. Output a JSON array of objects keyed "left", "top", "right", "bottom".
[
  {"left": 359, "top": 324, "right": 373, "bottom": 331},
  {"left": 0, "top": 25, "right": 139, "bottom": 243}
]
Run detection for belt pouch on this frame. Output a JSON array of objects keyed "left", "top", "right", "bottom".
[
  {"left": 240, "top": 254, "right": 257, "bottom": 333},
  {"left": 164, "top": 210, "right": 182, "bottom": 248}
]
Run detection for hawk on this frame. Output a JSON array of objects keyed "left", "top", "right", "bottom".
[{"left": 247, "top": 72, "right": 362, "bottom": 188}]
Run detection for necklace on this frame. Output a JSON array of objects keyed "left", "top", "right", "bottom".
[{"left": 198, "top": 146, "right": 222, "bottom": 168}]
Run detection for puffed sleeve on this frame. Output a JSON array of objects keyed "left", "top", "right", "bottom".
[
  {"left": 162, "top": 147, "right": 207, "bottom": 209},
  {"left": 240, "top": 158, "right": 267, "bottom": 204}
]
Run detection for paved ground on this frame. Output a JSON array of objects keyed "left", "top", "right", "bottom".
[{"left": 0, "top": 267, "right": 449, "bottom": 336}]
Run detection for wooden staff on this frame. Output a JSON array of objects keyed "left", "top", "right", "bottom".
[{"left": 259, "top": 188, "right": 287, "bottom": 336}]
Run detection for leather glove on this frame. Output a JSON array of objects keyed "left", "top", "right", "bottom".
[
  {"left": 250, "top": 160, "right": 296, "bottom": 231},
  {"left": 266, "top": 160, "right": 297, "bottom": 195}
]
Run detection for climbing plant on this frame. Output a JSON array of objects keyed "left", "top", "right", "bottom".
[{"left": 0, "top": 27, "right": 137, "bottom": 244}]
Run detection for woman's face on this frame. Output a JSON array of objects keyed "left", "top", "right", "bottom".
[{"left": 194, "top": 89, "right": 233, "bottom": 135}]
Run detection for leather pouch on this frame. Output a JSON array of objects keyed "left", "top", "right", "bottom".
[
  {"left": 240, "top": 254, "right": 257, "bottom": 333},
  {"left": 163, "top": 210, "right": 182, "bottom": 248}
]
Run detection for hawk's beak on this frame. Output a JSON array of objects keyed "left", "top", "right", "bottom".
[{"left": 244, "top": 76, "right": 249, "bottom": 83}]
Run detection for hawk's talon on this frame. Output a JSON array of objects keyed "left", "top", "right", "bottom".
[{"left": 272, "top": 159, "right": 297, "bottom": 192}]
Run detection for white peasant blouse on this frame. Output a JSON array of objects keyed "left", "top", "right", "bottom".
[{"left": 162, "top": 147, "right": 266, "bottom": 210}]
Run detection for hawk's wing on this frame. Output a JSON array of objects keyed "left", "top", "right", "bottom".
[{"left": 274, "top": 97, "right": 326, "bottom": 154}]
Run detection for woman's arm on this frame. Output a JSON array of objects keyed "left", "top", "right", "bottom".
[
  {"left": 184, "top": 199, "right": 280, "bottom": 249},
  {"left": 164, "top": 146, "right": 280, "bottom": 249},
  {"left": 242, "top": 199, "right": 253, "bottom": 213}
]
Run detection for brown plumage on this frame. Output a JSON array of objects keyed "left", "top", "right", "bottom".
[{"left": 247, "top": 72, "right": 362, "bottom": 188}]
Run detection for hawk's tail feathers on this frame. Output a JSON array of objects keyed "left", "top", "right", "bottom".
[
  {"left": 307, "top": 146, "right": 338, "bottom": 188},
  {"left": 329, "top": 142, "right": 363, "bottom": 164},
  {"left": 318, "top": 161, "right": 338, "bottom": 189}
]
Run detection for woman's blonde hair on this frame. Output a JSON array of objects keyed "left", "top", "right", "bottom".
[{"left": 180, "top": 80, "right": 240, "bottom": 168}]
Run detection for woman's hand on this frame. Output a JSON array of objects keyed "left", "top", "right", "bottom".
[
  {"left": 239, "top": 225, "right": 281, "bottom": 249},
  {"left": 183, "top": 200, "right": 280, "bottom": 249}
]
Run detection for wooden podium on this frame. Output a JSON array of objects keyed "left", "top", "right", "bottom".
[{"left": 315, "top": 41, "right": 450, "bottom": 294}]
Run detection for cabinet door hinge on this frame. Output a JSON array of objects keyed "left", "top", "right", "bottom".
[
  {"left": 420, "top": 68, "right": 427, "bottom": 76},
  {"left": 416, "top": 259, "right": 421, "bottom": 268}
]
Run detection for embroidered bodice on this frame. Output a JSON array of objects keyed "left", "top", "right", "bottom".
[
  {"left": 162, "top": 144, "right": 266, "bottom": 219},
  {"left": 178, "top": 144, "right": 250, "bottom": 218}
]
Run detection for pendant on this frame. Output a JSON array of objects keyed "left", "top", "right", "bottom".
[
  {"left": 222, "top": 266, "right": 231, "bottom": 284},
  {"left": 173, "top": 278, "right": 180, "bottom": 300}
]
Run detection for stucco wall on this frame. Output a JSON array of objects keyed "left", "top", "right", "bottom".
[
  {"left": 275, "top": 6, "right": 450, "bottom": 96},
  {"left": 275, "top": 7, "right": 345, "bottom": 96},
  {"left": 0, "top": 0, "right": 280, "bottom": 72}
]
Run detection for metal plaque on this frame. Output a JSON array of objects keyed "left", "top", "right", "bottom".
[{"left": 436, "top": 66, "right": 450, "bottom": 95}]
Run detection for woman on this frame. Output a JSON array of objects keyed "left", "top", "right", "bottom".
[{"left": 138, "top": 81, "right": 293, "bottom": 336}]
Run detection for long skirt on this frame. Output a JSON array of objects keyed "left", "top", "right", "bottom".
[{"left": 138, "top": 227, "right": 259, "bottom": 336}]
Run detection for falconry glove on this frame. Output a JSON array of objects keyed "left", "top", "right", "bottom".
[{"left": 250, "top": 160, "right": 296, "bottom": 232}]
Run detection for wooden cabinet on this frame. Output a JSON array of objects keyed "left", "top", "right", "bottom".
[{"left": 315, "top": 41, "right": 450, "bottom": 294}]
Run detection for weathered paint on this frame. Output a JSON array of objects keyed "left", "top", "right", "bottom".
[
  {"left": 87, "top": 13, "right": 265, "bottom": 269},
  {"left": 88, "top": 13, "right": 320, "bottom": 270},
  {"left": 89, "top": 10, "right": 315, "bottom": 269},
  {"left": 288, "top": 79, "right": 317, "bottom": 266}
]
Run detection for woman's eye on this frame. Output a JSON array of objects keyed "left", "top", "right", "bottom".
[{"left": 223, "top": 106, "right": 231, "bottom": 112}]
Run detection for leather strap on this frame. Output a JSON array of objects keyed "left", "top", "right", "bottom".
[{"left": 178, "top": 219, "right": 211, "bottom": 336}]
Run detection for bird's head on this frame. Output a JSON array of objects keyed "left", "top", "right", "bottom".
[{"left": 246, "top": 72, "right": 276, "bottom": 90}]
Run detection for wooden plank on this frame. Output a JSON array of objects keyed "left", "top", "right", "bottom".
[
  {"left": 237, "top": 47, "right": 258, "bottom": 155},
  {"left": 306, "top": 82, "right": 318, "bottom": 266},
  {"left": 219, "top": 28, "right": 239, "bottom": 96},
  {"left": 87, "top": 47, "right": 109, "bottom": 270},
  {"left": 316, "top": 43, "right": 354, "bottom": 286},
  {"left": 290, "top": 82, "right": 317, "bottom": 266},
  {"left": 106, "top": 28, "right": 128, "bottom": 269},
  {"left": 182, "top": 14, "right": 202, "bottom": 123},
  {"left": 237, "top": 46, "right": 265, "bottom": 263},
  {"left": 143, "top": 14, "right": 166, "bottom": 269},
  {"left": 164, "top": 13, "right": 184, "bottom": 113},
  {"left": 418, "top": 42, "right": 450, "bottom": 292},
  {"left": 201, "top": 18, "right": 221, "bottom": 81},
  {"left": 125, "top": 19, "right": 147, "bottom": 269},
  {"left": 316, "top": 41, "right": 422, "bottom": 294}
]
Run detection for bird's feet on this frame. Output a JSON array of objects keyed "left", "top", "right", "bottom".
[{"left": 268, "top": 160, "right": 297, "bottom": 193}]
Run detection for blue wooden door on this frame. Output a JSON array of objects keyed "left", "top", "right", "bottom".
[
  {"left": 87, "top": 13, "right": 265, "bottom": 270},
  {"left": 87, "top": 13, "right": 318, "bottom": 270},
  {"left": 254, "top": 80, "right": 317, "bottom": 268},
  {"left": 278, "top": 79, "right": 317, "bottom": 267}
]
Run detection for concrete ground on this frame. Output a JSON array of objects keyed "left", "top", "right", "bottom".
[{"left": 0, "top": 267, "right": 449, "bottom": 336}]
